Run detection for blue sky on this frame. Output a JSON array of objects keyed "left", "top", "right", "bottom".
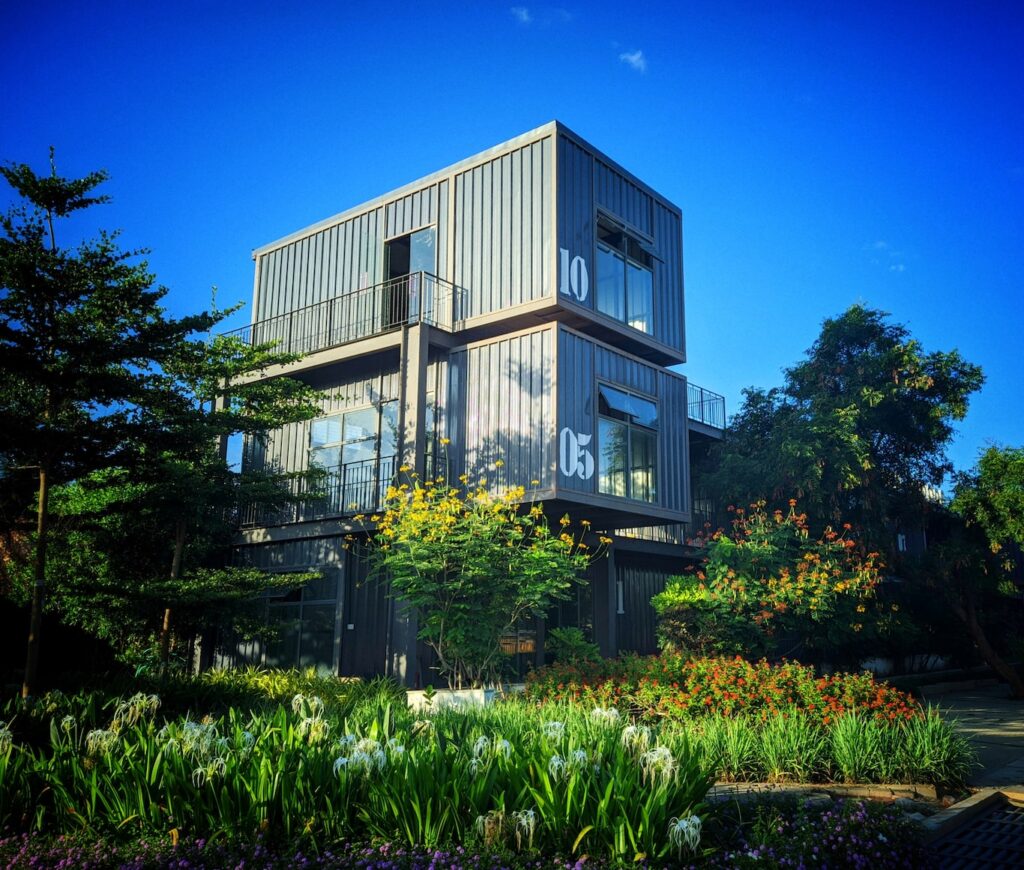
[{"left": 3, "top": 1, "right": 1021, "bottom": 479}]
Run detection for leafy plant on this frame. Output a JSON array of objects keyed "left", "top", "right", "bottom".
[
  {"left": 546, "top": 627, "right": 601, "bottom": 667},
  {"left": 367, "top": 477, "right": 604, "bottom": 688}
]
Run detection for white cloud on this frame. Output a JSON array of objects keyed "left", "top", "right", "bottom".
[
  {"left": 890, "top": 263, "right": 906, "bottom": 273},
  {"left": 510, "top": 6, "right": 532, "bottom": 24},
  {"left": 619, "top": 49, "right": 647, "bottom": 73}
]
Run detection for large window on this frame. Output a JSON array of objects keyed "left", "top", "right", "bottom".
[
  {"left": 595, "top": 219, "right": 654, "bottom": 334},
  {"left": 265, "top": 571, "right": 339, "bottom": 673},
  {"left": 309, "top": 402, "right": 399, "bottom": 512},
  {"left": 597, "top": 384, "right": 658, "bottom": 503}
]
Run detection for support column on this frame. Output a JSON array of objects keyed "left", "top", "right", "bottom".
[
  {"left": 389, "top": 323, "right": 430, "bottom": 686},
  {"left": 603, "top": 546, "right": 618, "bottom": 657}
]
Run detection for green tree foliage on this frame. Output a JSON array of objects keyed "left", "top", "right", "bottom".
[
  {"left": 703, "top": 305, "right": 984, "bottom": 550},
  {"left": 0, "top": 152, "right": 214, "bottom": 696},
  {"left": 367, "top": 478, "right": 602, "bottom": 688},
  {"left": 916, "top": 446, "right": 1024, "bottom": 698},
  {"left": 0, "top": 153, "right": 324, "bottom": 685},
  {"left": 652, "top": 503, "right": 881, "bottom": 662}
]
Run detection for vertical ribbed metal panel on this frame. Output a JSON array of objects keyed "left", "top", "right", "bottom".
[
  {"left": 237, "top": 537, "right": 343, "bottom": 571},
  {"left": 245, "top": 368, "right": 401, "bottom": 475},
  {"left": 557, "top": 136, "right": 595, "bottom": 312},
  {"left": 452, "top": 137, "right": 552, "bottom": 319},
  {"left": 615, "top": 561, "right": 672, "bottom": 654},
  {"left": 557, "top": 328, "right": 688, "bottom": 514},
  {"left": 384, "top": 185, "right": 438, "bottom": 238},
  {"left": 656, "top": 367, "right": 690, "bottom": 515},
  {"left": 557, "top": 326, "right": 596, "bottom": 494},
  {"left": 653, "top": 201, "right": 685, "bottom": 357},
  {"left": 255, "top": 207, "right": 383, "bottom": 321},
  {"left": 444, "top": 327, "right": 553, "bottom": 490},
  {"left": 594, "top": 159, "right": 652, "bottom": 237}
]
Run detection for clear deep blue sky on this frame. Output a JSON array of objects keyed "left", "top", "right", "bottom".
[{"left": 3, "top": 1, "right": 1021, "bottom": 480}]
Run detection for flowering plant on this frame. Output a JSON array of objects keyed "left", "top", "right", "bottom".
[
  {"left": 367, "top": 476, "right": 602, "bottom": 688},
  {"left": 653, "top": 502, "right": 881, "bottom": 658}
]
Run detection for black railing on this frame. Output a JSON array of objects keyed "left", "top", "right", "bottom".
[
  {"left": 240, "top": 455, "right": 398, "bottom": 527},
  {"left": 223, "top": 272, "right": 462, "bottom": 356},
  {"left": 687, "top": 382, "right": 726, "bottom": 429}
]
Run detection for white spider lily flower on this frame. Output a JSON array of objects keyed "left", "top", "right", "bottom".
[
  {"left": 0, "top": 722, "right": 12, "bottom": 754},
  {"left": 620, "top": 724, "right": 651, "bottom": 753},
  {"left": 338, "top": 733, "right": 357, "bottom": 748},
  {"left": 297, "top": 715, "right": 331, "bottom": 745},
  {"left": 548, "top": 754, "right": 567, "bottom": 781},
  {"left": 668, "top": 814, "right": 702, "bottom": 854},
  {"left": 589, "top": 707, "right": 621, "bottom": 726},
  {"left": 291, "top": 694, "right": 306, "bottom": 714},
  {"left": 542, "top": 721, "right": 565, "bottom": 740},
  {"left": 85, "top": 729, "right": 117, "bottom": 756},
  {"left": 333, "top": 756, "right": 349, "bottom": 775},
  {"left": 239, "top": 730, "right": 255, "bottom": 749},
  {"left": 354, "top": 737, "right": 381, "bottom": 754},
  {"left": 192, "top": 767, "right": 207, "bottom": 788},
  {"left": 640, "top": 745, "right": 677, "bottom": 785},
  {"left": 511, "top": 809, "right": 537, "bottom": 851},
  {"left": 60, "top": 715, "right": 76, "bottom": 734},
  {"left": 496, "top": 738, "right": 512, "bottom": 758},
  {"left": 114, "top": 692, "right": 161, "bottom": 727},
  {"left": 473, "top": 735, "right": 491, "bottom": 757}
]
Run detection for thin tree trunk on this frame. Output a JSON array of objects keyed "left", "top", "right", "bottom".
[
  {"left": 953, "top": 594, "right": 1024, "bottom": 699},
  {"left": 159, "top": 519, "right": 187, "bottom": 673},
  {"left": 22, "top": 465, "right": 50, "bottom": 698}
]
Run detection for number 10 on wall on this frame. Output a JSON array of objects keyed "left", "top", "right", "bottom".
[{"left": 559, "top": 248, "right": 589, "bottom": 303}]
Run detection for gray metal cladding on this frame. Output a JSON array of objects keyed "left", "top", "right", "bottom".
[
  {"left": 594, "top": 159, "right": 653, "bottom": 238},
  {"left": 443, "top": 327, "right": 554, "bottom": 491},
  {"left": 245, "top": 369, "right": 401, "bottom": 475},
  {"left": 235, "top": 537, "right": 344, "bottom": 572},
  {"left": 384, "top": 185, "right": 438, "bottom": 238},
  {"left": 557, "top": 328, "right": 689, "bottom": 514},
  {"left": 555, "top": 132, "right": 685, "bottom": 356},
  {"left": 256, "top": 208, "right": 384, "bottom": 321},
  {"left": 653, "top": 202, "right": 685, "bottom": 355},
  {"left": 452, "top": 138, "right": 553, "bottom": 320},
  {"left": 615, "top": 561, "right": 672, "bottom": 654},
  {"left": 557, "top": 135, "right": 594, "bottom": 311}
]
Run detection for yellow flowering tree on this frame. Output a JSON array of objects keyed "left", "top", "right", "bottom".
[
  {"left": 652, "top": 502, "right": 881, "bottom": 661},
  {"left": 367, "top": 474, "right": 599, "bottom": 688}
]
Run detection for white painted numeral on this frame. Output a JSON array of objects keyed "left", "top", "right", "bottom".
[
  {"left": 559, "top": 427, "right": 595, "bottom": 480},
  {"left": 559, "top": 248, "right": 589, "bottom": 303}
]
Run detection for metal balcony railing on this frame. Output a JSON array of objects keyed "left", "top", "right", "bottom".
[
  {"left": 687, "top": 382, "right": 726, "bottom": 429},
  {"left": 222, "top": 272, "right": 462, "bottom": 356},
  {"left": 240, "top": 455, "right": 398, "bottom": 528}
]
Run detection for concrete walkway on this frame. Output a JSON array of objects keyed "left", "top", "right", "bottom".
[{"left": 931, "top": 683, "right": 1024, "bottom": 787}]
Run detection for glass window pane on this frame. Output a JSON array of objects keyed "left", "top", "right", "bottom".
[
  {"left": 311, "top": 446, "right": 340, "bottom": 469},
  {"left": 342, "top": 438, "right": 376, "bottom": 465},
  {"left": 409, "top": 227, "right": 436, "bottom": 275},
  {"left": 630, "top": 429, "right": 658, "bottom": 503},
  {"left": 303, "top": 573, "right": 338, "bottom": 602},
  {"left": 265, "top": 604, "right": 300, "bottom": 668},
  {"left": 598, "top": 418, "right": 628, "bottom": 497},
  {"left": 298, "top": 604, "right": 337, "bottom": 672},
  {"left": 598, "top": 385, "right": 657, "bottom": 429},
  {"left": 310, "top": 415, "right": 342, "bottom": 448},
  {"left": 627, "top": 261, "right": 653, "bottom": 334},
  {"left": 380, "top": 400, "right": 399, "bottom": 458},
  {"left": 596, "top": 244, "right": 625, "bottom": 321},
  {"left": 343, "top": 407, "right": 377, "bottom": 442}
]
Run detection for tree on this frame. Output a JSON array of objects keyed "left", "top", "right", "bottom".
[
  {"left": 931, "top": 446, "right": 1024, "bottom": 698},
  {"left": 366, "top": 476, "right": 603, "bottom": 688},
  {"left": 652, "top": 502, "right": 881, "bottom": 662},
  {"left": 704, "top": 305, "right": 984, "bottom": 553},
  {"left": 0, "top": 152, "right": 215, "bottom": 697}
]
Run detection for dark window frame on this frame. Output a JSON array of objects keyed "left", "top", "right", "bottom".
[{"left": 596, "top": 382, "right": 659, "bottom": 504}]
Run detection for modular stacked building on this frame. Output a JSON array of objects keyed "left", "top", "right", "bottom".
[{"left": 226, "top": 121, "right": 725, "bottom": 684}]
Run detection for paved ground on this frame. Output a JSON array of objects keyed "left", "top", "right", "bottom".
[{"left": 931, "top": 683, "right": 1024, "bottom": 787}]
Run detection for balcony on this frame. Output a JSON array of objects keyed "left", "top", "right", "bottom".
[
  {"left": 687, "top": 382, "right": 726, "bottom": 429},
  {"left": 223, "top": 272, "right": 462, "bottom": 357},
  {"left": 240, "top": 456, "right": 398, "bottom": 528}
]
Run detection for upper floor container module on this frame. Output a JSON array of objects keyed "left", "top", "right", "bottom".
[{"left": 247, "top": 121, "right": 687, "bottom": 366}]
